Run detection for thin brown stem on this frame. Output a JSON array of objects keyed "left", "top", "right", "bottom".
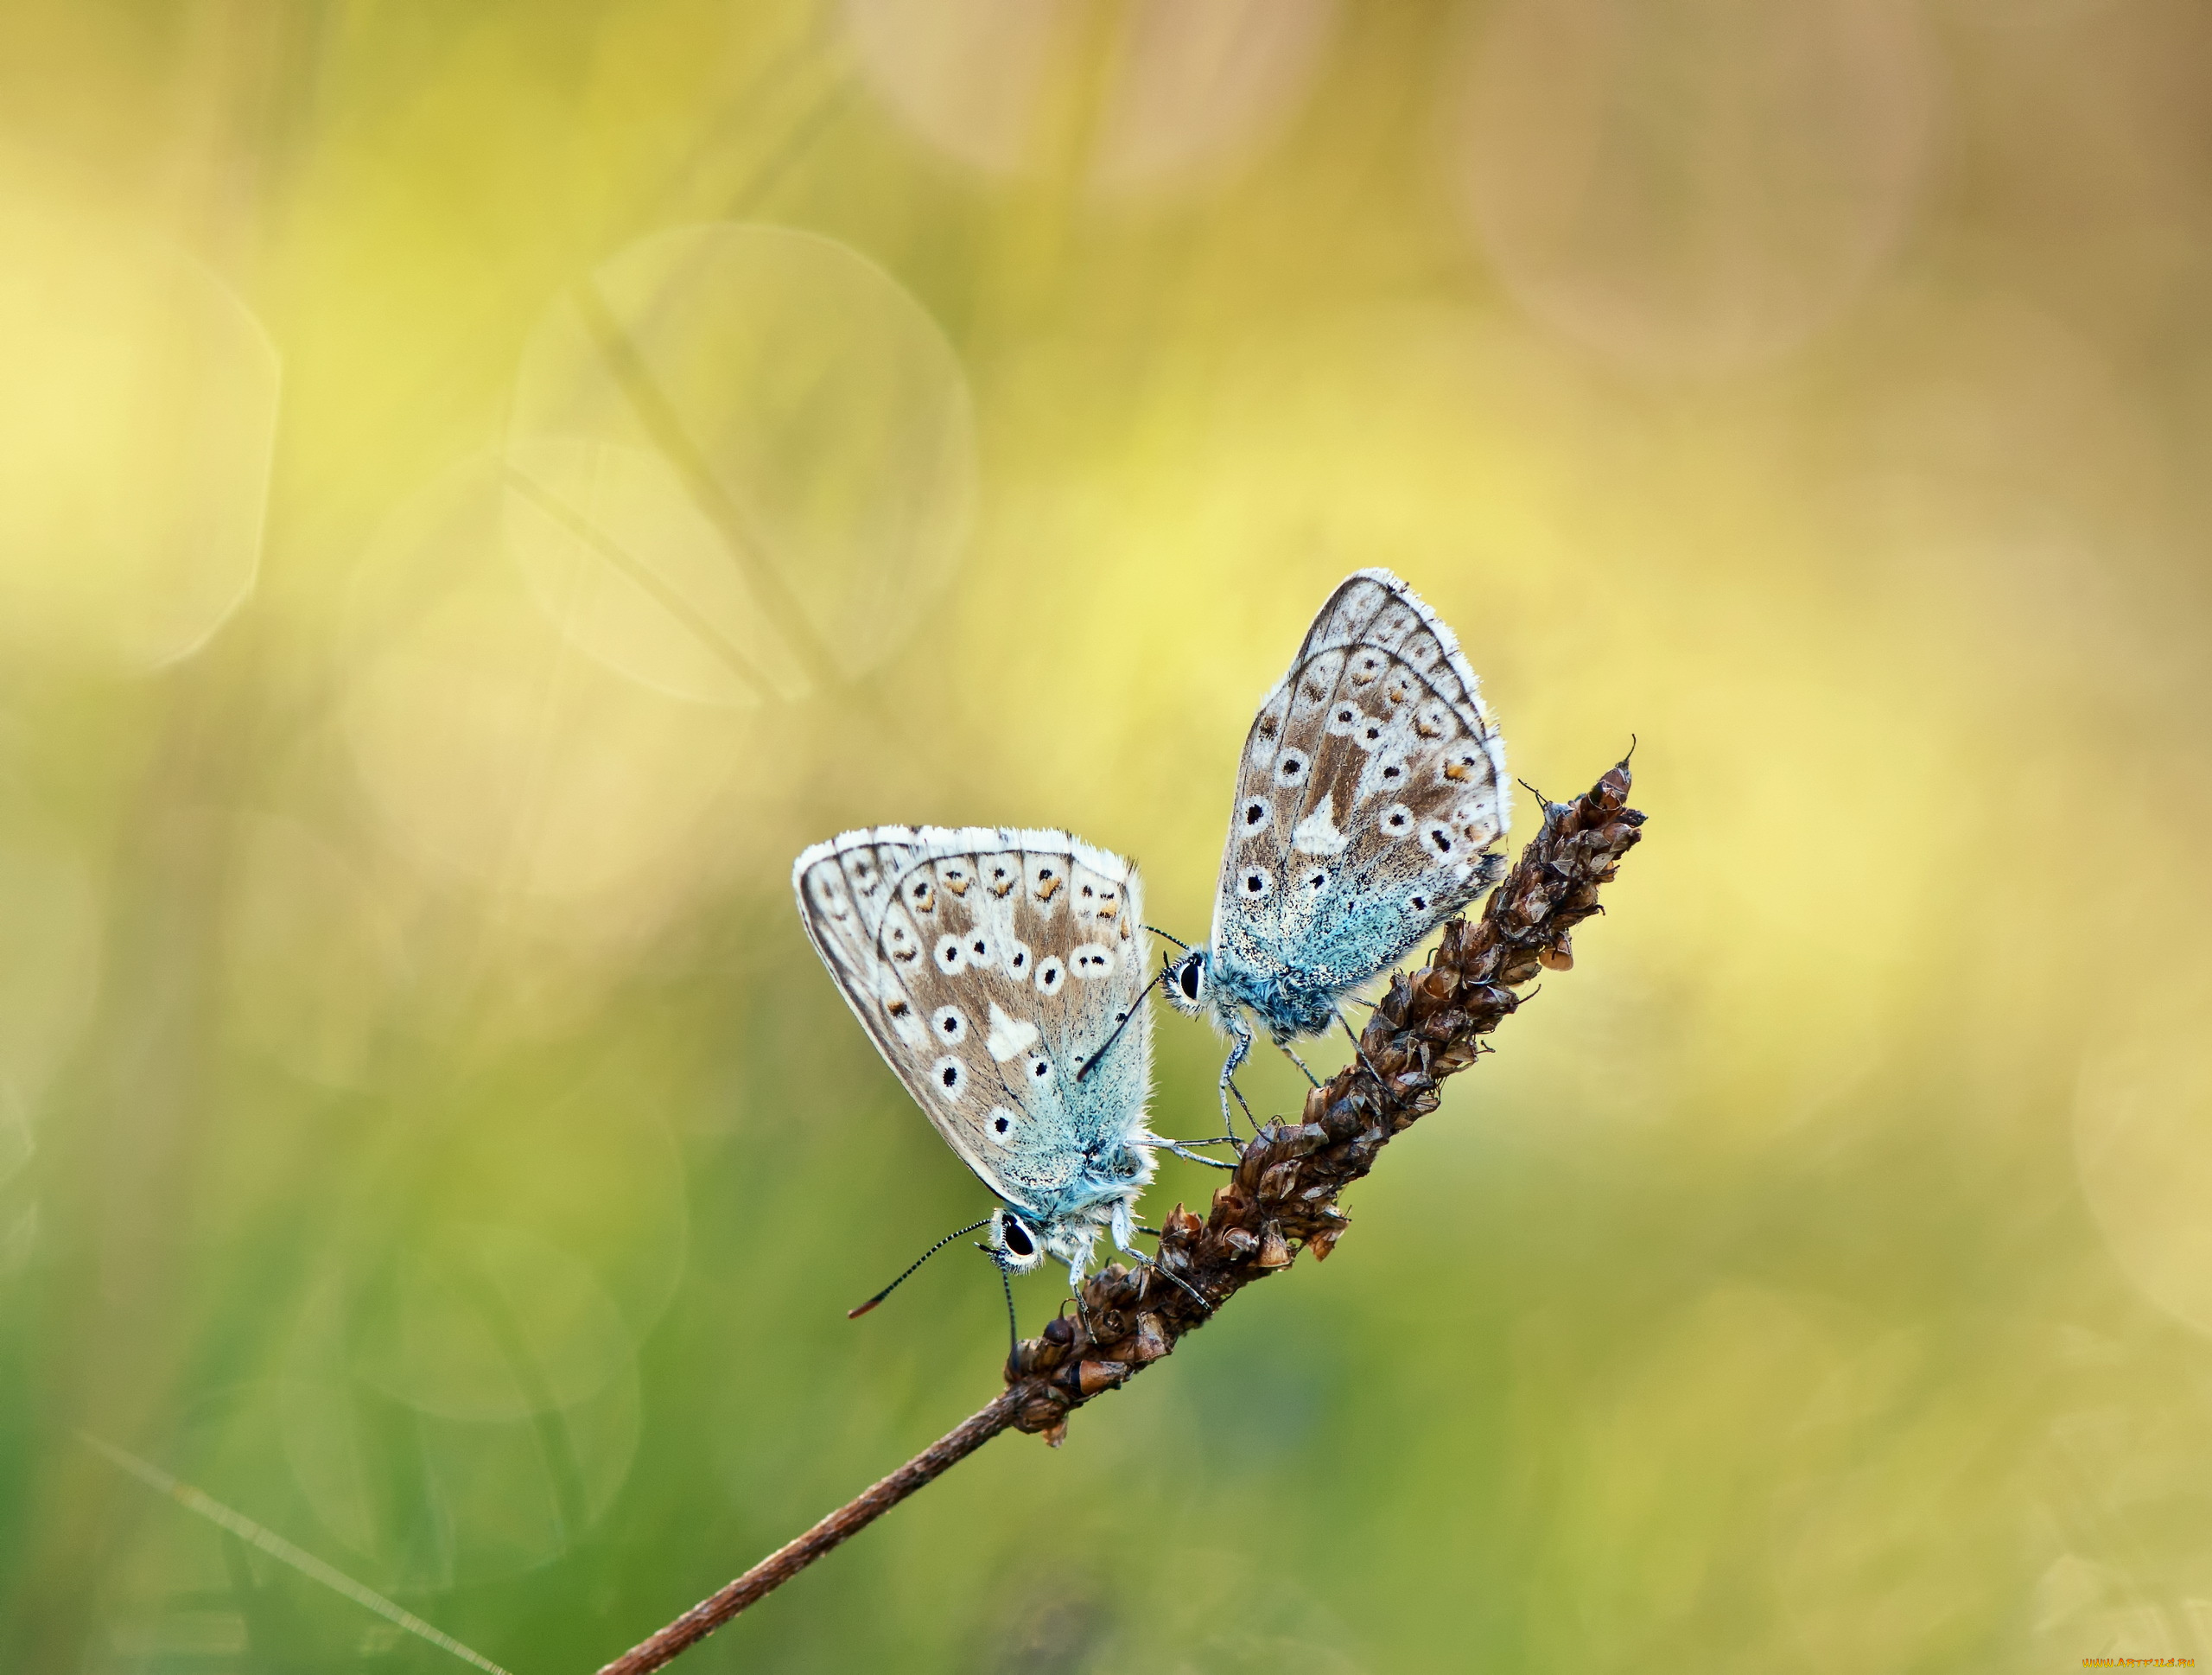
[
  {"left": 592, "top": 1395, "right": 1018, "bottom": 1675},
  {"left": 587, "top": 757, "right": 1647, "bottom": 1674}
]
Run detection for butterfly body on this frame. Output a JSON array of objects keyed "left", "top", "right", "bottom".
[
  {"left": 1166, "top": 570, "right": 1511, "bottom": 1112},
  {"left": 794, "top": 825, "right": 1161, "bottom": 1283}
]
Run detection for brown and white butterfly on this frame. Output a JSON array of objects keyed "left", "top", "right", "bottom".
[
  {"left": 794, "top": 825, "right": 1178, "bottom": 1285},
  {"left": 1161, "top": 570, "right": 1512, "bottom": 1123}
]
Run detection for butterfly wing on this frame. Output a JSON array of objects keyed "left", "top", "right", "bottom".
[
  {"left": 794, "top": 825, "right": 1153, "bottom": 1216},
  {"left": 1211, "top": 570, "right": 1510, "bottom": 1004}
]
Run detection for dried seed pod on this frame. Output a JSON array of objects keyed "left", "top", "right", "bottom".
[
  {"left": 1222, "top": 1227, "right": 1259, "bottom": 1258},
  {"left": 1256, "top": 1224, "right": 1292, "bottom": 1269},
  {"left": 1077, "top": 1360, "right": 1129, "bottom": 1396},
  {"left": 1257, "top": 1161, "right": 1301, "bottom": 1203},
  {"left": 1128, "top": 1315, "right": 1169, "bottom": 1363},
  {"left": 1165, "top": 1201, "right": 1204, "bottom": 1239},
  {"left": 1539, "top": 933, "right": 1574, "bottom": 971}
]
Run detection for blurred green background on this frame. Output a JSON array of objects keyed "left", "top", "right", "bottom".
[{"left": 3, "top": 1, "right": 2210, "bottom": 1670}]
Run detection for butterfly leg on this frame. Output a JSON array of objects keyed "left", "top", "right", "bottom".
[
  {"left": 1122, "top": 1217, "right": 1213, "bottom": 1315},
  {"left": 1162, "top": 1141, "right": 1237, "bottom": 1169},
  {"left": 1336, "top": 1007, "right": 1384, "bottom": 1083},
  {"left": 1275, "top": 1040, "right": 1322, "bottom": 1088},
  {"left": 1217, "top": 1018, "right": 1256, "bottom": 1136},
  {"left": 1136, "top": 1123, "right": 1238, "bottom": 1167}
]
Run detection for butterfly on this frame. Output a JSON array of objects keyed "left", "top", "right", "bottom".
[
  {"left": 1161, "top": 570, "right": 1512, "bottom": 1124},
  {"left": 793, "top": 825, "right": 1173, "bottom": 1289}
]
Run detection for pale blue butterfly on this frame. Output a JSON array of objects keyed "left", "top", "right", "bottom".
[
  {"left": 794, "top": 825, "right": 1182, "bottom": 1292},
  {"left": 1161, "top": 570, "right": 1512, "bottom": 1124}
]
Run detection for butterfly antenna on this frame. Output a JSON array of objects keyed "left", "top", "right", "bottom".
[
  {"left": 1142, "top": 923, "right": 1191, "bottom": 951},
  {"left": 848, "top": 1217, "right": 994, "bottom": 1318},
  {"left": 1000, "top": 1265, "right": 1020, "bottom": 1368},
  {"left": 1075, "top": 963, "right": 1168, "bottom": 1082}
]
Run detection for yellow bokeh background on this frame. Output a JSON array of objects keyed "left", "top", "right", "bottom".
[{"left": 4, "top": 2, "right": 2210, "bottom": 1670}]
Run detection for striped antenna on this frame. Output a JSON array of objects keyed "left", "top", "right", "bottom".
[{"left": 847, "top": 1217, "right": 993, "bottom": 1317}]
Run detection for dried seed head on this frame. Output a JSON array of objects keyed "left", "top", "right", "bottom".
[{"left": 983, "top": 758, "right": 1643, "bottom": 1449}]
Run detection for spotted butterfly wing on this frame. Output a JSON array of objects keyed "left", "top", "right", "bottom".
[
  {"left": 793, "top": 826, "right": 1155, "bottom": 1258},
  {"left": 1211, "top": 570, "right": 1510, "bottom": 1013}
]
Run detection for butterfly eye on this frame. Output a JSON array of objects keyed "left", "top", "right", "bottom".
[
  {"left": 999, "top": 1216, "right": 1036, "bottom": 1259},
  {"left": 1176, "top": 958, "right": 1203, "bottom": 1001}
]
